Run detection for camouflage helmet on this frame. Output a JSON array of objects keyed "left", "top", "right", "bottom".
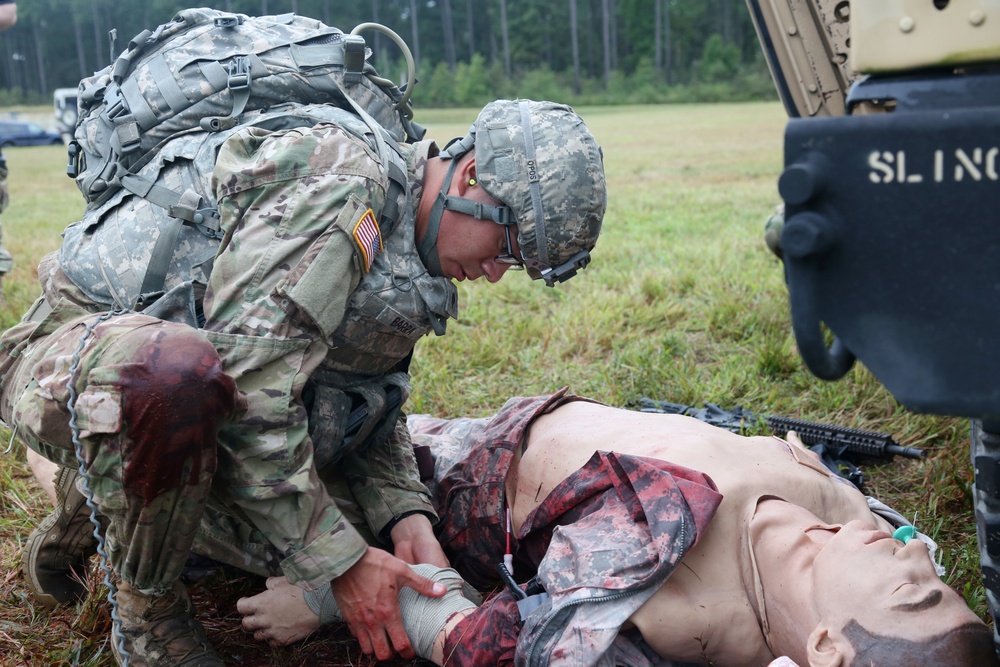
[{"left": 439, "top": 99, "right": 607, "bottom": 286}]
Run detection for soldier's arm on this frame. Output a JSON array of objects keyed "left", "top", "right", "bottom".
[
  {"left": 344, "top": 413, "right": 441, "bottom": 546},
  {"left": 206, "top": 122, "right": 389, "bottom": 588}
]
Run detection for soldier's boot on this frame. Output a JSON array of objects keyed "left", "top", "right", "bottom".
[
  {"left": 22, "top": 466, "right": 99, "bottom": 608},
  {"left": 112, "top": 579, "right": 225, "bottom": 667}
]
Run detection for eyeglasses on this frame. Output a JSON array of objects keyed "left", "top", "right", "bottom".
[{"left": 495, "top": 224, "right": 524, "bottom": 269}]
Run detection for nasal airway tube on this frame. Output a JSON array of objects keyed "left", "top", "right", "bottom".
[{"left": 892, "top": 524, "right": 916, "bottom": 544}]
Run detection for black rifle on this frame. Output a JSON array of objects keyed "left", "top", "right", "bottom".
[
  {"left": 343, "top": 385, "right": 404, "bottom": 439},
  {"left": 632, "top": 398, "right": 924, "bottom": 462}
]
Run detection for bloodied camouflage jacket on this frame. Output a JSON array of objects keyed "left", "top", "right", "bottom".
[
  {"left": 512, "top": 450, "right": 722, "bottom": 666},
  {"left": 413, "top": 392, "right": 725, "bottom": 666},
  {"left": 52, "top": 109, "right": 457, "bottom": 589}
]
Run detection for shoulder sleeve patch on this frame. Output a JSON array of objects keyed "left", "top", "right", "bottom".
[{"left": 352, "top": 208, "right": 383, "bottom": 272}]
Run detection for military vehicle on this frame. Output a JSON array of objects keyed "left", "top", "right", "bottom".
[
  {"left": 53, "top": 87, "right": 78, "bottom": 141},
  {"left": 744, "top": 0, "right": 1000, "bottom": 653}
]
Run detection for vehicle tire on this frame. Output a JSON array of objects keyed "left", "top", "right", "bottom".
[
  {"left": 0, "top": 141, "right": 13, "bottom": 149},
  {"left": 60, "top": 109, "right": 77, "bottom": 128},
  {"left": 971, "top": 419, "right": 1000, "bottom": 657}
]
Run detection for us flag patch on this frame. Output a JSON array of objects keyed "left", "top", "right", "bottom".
[{"left": 352, "top": 208, "right": 383, "bottom": 272}]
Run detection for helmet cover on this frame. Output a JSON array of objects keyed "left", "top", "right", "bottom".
[{"left": 443, "top": 99, "right": 607, "bottom": 284}]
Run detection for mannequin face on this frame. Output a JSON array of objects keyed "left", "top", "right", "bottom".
[{"left": 810, "top": 521, "right": 982, "bottom": 642}]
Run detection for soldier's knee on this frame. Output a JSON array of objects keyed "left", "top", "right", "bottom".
[{"left": 116, "top": 325, "right": 238, "bottom": 442}]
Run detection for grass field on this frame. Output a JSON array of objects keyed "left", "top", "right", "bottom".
[{"left": 0, "top": 102, "right": 987, "bottom": 665}]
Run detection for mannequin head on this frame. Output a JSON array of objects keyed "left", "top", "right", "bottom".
[
  {"left": 838, "top": 619, "right": 997, "bottom": 667},
  {"left": 802, "top": 521, "right": 995, "bottom": 666}
]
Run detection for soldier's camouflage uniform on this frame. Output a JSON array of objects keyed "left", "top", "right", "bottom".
[
  {"left": 0, "top": 118, "right": 456, "bottom": 594},
  {"left": 409, "top": 390, "right": 723, "bottom": 667},
  {"left": 0, "top": 151, "right": 13, "bottom": 275}
]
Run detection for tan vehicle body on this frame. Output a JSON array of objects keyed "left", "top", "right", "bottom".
[{"left": 748, "top": 0, "right": 1000, "bottom": 117}]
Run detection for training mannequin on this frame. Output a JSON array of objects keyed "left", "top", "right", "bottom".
[{"left": 155, "top": 391, "right": 1000, "bottom": 665}]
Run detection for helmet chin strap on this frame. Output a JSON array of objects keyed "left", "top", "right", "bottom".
[
  {"left": 417, "top": 157, "right": 461, "bottom": 276},
  {"left": 417, "top": 159, "right": 458, "bottom": 276}
]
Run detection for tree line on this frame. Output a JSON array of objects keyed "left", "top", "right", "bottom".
[{"left": 0, "top": 0, "right": 776, "bottom": 109}]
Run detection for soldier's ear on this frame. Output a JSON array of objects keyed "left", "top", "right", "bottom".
[
  {"left": 806, "top": 625, "right": 849, "bottom": 667},
  {"left": 456, "top": 157, "right": 477, "bottom": 195}
]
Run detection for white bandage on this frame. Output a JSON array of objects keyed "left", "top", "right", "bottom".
[
  {"left": 303, "top": 584, "right": 341, "bottom": 625},
  {"left": 301, "top": 564, "right": 482, "bottom": 659},
  {"left": 400, "top": 564, "right": 481, "bottom": 659}
]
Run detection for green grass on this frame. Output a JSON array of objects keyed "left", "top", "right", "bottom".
[{"left": 0, "top": 103, "right": 986, "bottom": 664}]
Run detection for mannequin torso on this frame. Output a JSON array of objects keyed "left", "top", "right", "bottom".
[{"left": 507, "top": 401, "right": 893, "bottom": 666}]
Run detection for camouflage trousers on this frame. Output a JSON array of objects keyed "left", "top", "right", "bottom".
[
  {"left": 0, "top": 166, "right": 12, "bottom": 274},
  {"left": 0, "top": 303, "right": 239, "bottom": 593},
  {"left": 0, "top": 220, "right": 13, "bottom": 274},
  {"left": 409, "top": 391, "right": 722, "bottom": 666}
]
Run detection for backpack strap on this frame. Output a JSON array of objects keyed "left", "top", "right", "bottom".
[
  {"left": 331, "top": 80, "right": 409, "bottom": 237},
  {"left": 199, "top": 55, "right": 254, "bottom": 132},
  {"left": 126, "top": 184, "right": 221, "bottom": 305},
  {"left": 127, "top": 107, "right": 406, "bottom": 307},
  {"left": 118, "top": 174, "right": 221, "bottom": 230},
  {"left": 378, "top": 144, "right": 408, "bottom": 237}
]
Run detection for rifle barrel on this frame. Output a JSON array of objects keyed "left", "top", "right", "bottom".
[
  {"left": 766, "top": 415, "right": 923, "bottom": 460},
  {"left": 631, "top": 399, "right": 923, "bottom": 461}
]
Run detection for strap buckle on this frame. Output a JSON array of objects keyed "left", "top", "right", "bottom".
[
  {"left": 214, "top": 15, "right": 244, "bottom": 28},
  {"left": 538, "top": 250, "right": 592, "bottom": 287},
  {"left": 227, "top": 56, "right": 251, "bottom": 91}
]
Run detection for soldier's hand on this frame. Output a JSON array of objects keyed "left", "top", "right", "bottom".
[
  {"left": 390, "top": 513, "right": 450, "bottom": 568},
  {"left": 330, "top": 546, "right": 445, "bottom": 660}
]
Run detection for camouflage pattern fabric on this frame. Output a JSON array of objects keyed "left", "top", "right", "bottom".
[
  {"left": 0, "top": 152, "right": 13, "bottom": 274},
  {"left": 196, "top": 123, "right": 453, "bottom": 589},
  {"left": 60, "top": 104, "right": 395, "bottom": 314},
  {"left": 60, "top": 119, "right": 233, "bottom": 310},
  {"left": 72, "top": 7, "right": 418, "bottom": 206},
  {"left": 409, "top": 392, "right": 723, "bottom": 667},
  {"left": 0, "top": 259, "right": 239, "bottom": 592},
  {"left": 440, "top": 99, "right": 606, "bottom": 282},
  {"left": 410, "top": 389, "right": 598, "bottom": 588},
  {"left": 472, "top": 100, "right": 606, "bottom": 280},
  {"left": 1, "top": 121, "right": 456, "bottom": 592},
  {"left": 511, "top": 451, "right": 721, "bottom": 667}
]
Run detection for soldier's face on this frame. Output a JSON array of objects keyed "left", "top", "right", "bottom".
[{"left": 436, "top": 190, "right": 521, "bottom": 283}]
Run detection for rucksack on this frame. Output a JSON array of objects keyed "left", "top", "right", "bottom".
[{"left": 61, "top": 7, "right": 423, "bottom": 315}]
